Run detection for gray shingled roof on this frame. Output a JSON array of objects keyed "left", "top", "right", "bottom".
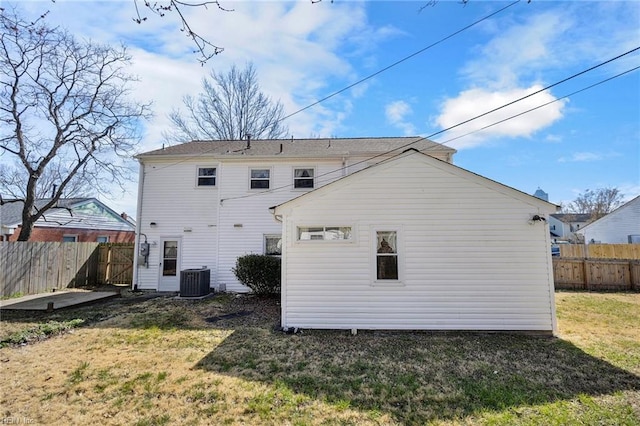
[
  {"left": 137, "top": 137, "right": 455, "bottom": 159},
  {"left": 550, "top": 213, "right": 594, "bottom": 223},
  {"left": 1, "top": 198, "right": 91, "bottom": 226}
]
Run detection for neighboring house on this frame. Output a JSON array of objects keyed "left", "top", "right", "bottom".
[
  {"left": 576, "top": 195, "right": 640, "bottom": 244},
  {"left": 548, "top": 213, "right": 593, "bottom": 242},
  {"left": 133, "top": 137, "right": 456, "bottom": 292},
  {"left": 0, "top": 198, "right": 135, "bottom": 242},
  {"left": 273, "top": 149, "right": 558, "bottom": 333}
]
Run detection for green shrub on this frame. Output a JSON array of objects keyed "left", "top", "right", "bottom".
[{"left": 232, "top": 254, "right": 281, "bottom": 295}]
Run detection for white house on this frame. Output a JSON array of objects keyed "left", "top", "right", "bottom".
[
  {"left": 548, "top": 213, "right": 593, "bottom": 242},
  {"left": 273, "top": 149, "right": 558, "bottom": 333},
  {"left": 133, "top": 137, "right": 455, "bottom": 292},
  {"left": 577, "top": 195, "right": 640, "bottom": 243}
]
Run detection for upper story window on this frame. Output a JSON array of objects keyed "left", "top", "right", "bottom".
[
  {"left": 298, "top": 226, "right": 352, "bottom": 241},
  {"left": 250, "top": 169, "right": 270, "bottom": 189},
  {"left": 293, "top": 168, "right": 314, "bottom": 189},
  {"left": 197, "top": 167, "right": 216, "bottom": 187}
]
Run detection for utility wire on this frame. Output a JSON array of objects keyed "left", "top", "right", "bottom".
[
  {"left": 146, "top": 0, "right": 520, "bottom": 173},
  {"left": 219, "top": 48, "right": 640, "bottom": 203},
  {"left": 278, "top": 0, "right": 521, "bottom": 122}
]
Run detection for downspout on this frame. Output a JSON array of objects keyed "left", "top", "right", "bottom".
[
  {"left": 270, "top": 206, "right": 287, "bottom": 329},
  {"left": 132, "top": 160, "right": 145, "bottom": 290}
]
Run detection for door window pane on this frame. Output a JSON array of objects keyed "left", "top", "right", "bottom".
[{"left": 163, "top": 241, "right": 178, "bottom": 276}]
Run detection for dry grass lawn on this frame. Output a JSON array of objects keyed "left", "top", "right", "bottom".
[{"left": 0, "top": 290, "right": 639, "bottom": 425}]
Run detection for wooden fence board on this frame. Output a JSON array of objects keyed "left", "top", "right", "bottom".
[{"left": 559, "top": 244, "right": 640, "bottom": 259}]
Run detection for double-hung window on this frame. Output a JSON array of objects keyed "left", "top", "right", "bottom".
[
  {"left": 293, "top": 168, "right": 314, "bottom": 189},
  {"left": 375, "top": 230, "right": 399, "bottom": 281},
  {"left": 250, "top": 169, "right": 270, "bottom": 189},
  {"left": 197, "top": 167, "right": 216, "bottom": 187}
]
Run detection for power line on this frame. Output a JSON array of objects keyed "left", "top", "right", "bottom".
[
  {"left": 279, "top": 0, "right": 521, "bottom": 122},
  {"left": 219, "top": 48, "right": 639, "bottom": 203}
]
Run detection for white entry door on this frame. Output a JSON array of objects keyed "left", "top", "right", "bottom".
[{"left": 159, "top": 238, "right": 181, "bottom": 291}]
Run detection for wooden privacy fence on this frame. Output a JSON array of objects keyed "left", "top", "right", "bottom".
[
  {"left": 553, "top": 244, "right": 640, "bottom": 291},
  {"left": 0, "top": 242, "right": 135, "bottom": 298},
  {"left": 553, "top": 258, "right": 640, "bottom": 291}
]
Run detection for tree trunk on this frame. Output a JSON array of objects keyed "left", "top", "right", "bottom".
[{"left": 17, "top": 176, "right": 39, "bottom": 241}]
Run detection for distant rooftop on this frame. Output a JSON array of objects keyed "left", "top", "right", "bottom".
[
  {"left": 550, "top": 213, "right": 593, "bottom": 223},
  {"left": 137, "top": 137, "right": 455, "bottom": 159}
]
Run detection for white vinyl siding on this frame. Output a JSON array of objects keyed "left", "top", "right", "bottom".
[
  {"left": 278, "top": 153, "right": 556, "bottom": 332},
  {"left": 216, "top": 160, "right": 346, "bottom": 292},
  {"left": 136, "top": 160, "right": 219, "bottom": 291},
  {"left": 135, "top": 146, "right": 455, "bottom": 293}
]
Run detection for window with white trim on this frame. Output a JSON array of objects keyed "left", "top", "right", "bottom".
[
  {"left": 96, "top": 236, "right": 109, "bottom": 243},
  {"left": 250, "top": 169, "right": 270, "bottom": 189},
  {"left": 376, "top": 230, "right": 398, "bottom": 280},
  {"left": 62, "top": 235, "right": 78, "bottom": 242},
  {"left": 197, "top": 167, "right": 216, "bottom": 186},
  {"left": 264, "top": 234, "right": 282, "bottom": 255},
  {"left": 293, "top": 168, "right": 314, "bottom": 189},
  {"left": 298, "top": 226, "right": 352, "bottom": 241}
]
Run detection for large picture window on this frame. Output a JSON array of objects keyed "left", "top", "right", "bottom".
[
  {"left": 197, "top": 167, "right": 216, "bottom": 186},
  {"left": 293, "top": 168, "right": 314, "bottom": 189},
  {"left": 298, "top": 226, "right": 352, "bottom": 241},
  {"left": 376, "top": 231, "right": 398, "bottom": 280}
]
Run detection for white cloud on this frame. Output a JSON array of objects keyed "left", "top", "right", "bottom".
[
  {"left": 462, "top": 12, "right": 571, "bottom": 88},
  {"left": 557, "top": 151, "right": 621, "bottom": 163},
  {"left": 557, "top": 152, "right": 601, "bottom": 163},
  {"left": 435, "top": 86, "right": 565, "bottom": 149},
  {"left": 435, "top": 2, "right": 638, "bottom": 150},
  {"left": 385, "top": 100, "right": 416, "bottom": 136}
]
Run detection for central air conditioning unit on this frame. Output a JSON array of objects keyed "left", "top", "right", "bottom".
[{"left": 180, "top": 268, "right": 211, "bottom": 297}]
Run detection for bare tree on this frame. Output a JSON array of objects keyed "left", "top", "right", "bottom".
[
  {"left": 164, "top": 63, "right": 289, "bottom": 143},
  {"left": 563, "top": 187, "right": 624, "bottom": 220},
  {"left": 0, "top": 9, "right": 151, "bottom": 241}
]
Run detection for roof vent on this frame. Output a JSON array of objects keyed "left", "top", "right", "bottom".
[{"left": 246, "top": 134, "right": 251, "bottom": 149}]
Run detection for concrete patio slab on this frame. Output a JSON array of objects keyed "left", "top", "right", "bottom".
[{"left": 0, "top": 290, "right": 119, "bottom": 311}]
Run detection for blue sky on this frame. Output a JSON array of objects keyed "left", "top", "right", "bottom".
[{"left": 11, "top": 1, "right": 640, "bottom": 215}]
